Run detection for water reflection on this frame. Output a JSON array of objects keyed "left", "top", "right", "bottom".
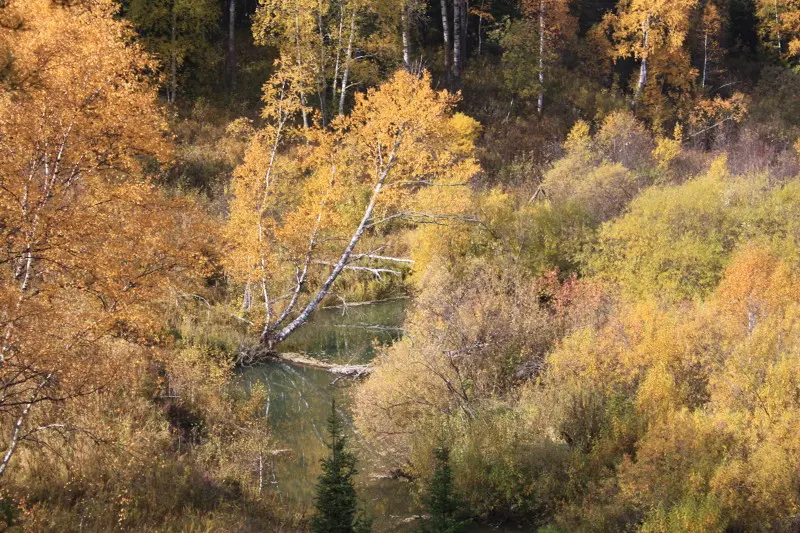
[
  {"left": 237, "top": 300, "right": 521, "bottom": 532},
  {"left": 278, "top": 299, "right": 407, "bottom": 364},
  {"left": 238, "top": 300, "right": 416, "bottom": 531}
]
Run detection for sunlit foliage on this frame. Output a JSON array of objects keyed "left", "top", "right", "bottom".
[
  {"left": 0, "top": 0, "right": 214, "bottom": 480},
  {"left": 225, "top": 70, "right": 478, "bottom": 352}
]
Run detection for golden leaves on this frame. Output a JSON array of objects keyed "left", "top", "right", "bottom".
[
  {"left": 225, "top": 70, "right": 480, "bottom": 331},
  {"left": 0, "top": 0, "right": 215, "bottom": 463}
]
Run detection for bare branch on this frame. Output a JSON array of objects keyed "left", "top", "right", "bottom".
[{"left": 349, "top": 254, "right": 415, "bottom": 264}]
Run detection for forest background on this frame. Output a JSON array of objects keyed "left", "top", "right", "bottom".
[{"left": 2, "top": 0, "right": 800, "bottom": 530}]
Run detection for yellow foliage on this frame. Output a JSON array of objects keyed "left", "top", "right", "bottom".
[
  {"left": 566, "top": 120, "right": 592, "bottom": 152},
  {"left": 225, "top": 70, "right": 479, "bottom": 345},
  {"left": 755, "top": 0, "right": 800, "bottom": 62},
  {"left": 0, "top": 0, "right": 214, "bottom": 476},
  {"left": 528, "top": 245, "right": 800, "bottom": 530},
  {"left": 606, "top": 0, "right": 699, "bottom": 123},
  {"left": 652, "top": 124, "right": 683, "bottom": 173},
  {"left": 587, "top": 156, "right": 794, "bottom": 301}
]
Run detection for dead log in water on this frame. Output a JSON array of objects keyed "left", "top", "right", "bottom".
[{"left": 268, "top": 352, "right": 372, "bottom": 377}]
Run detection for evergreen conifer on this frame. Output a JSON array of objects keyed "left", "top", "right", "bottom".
[
  {"left": 312, "top": 400, "right": 371, "bottom": 533},
  {"left": 419, "top": 447, "right": 467, "bottom": 533}
]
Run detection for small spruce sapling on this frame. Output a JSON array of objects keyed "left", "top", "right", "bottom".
[
  {"left": 312, "top": 399, "right": 371, "bottom": 533},
  {"left": 418, "top": 447, "right": 468, "bottom": 533}
]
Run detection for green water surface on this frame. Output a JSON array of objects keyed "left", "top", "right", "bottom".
[
  {"left": 238, "top": 299, "right": 522, "bottom": 532},
  {"left": 238, "top": 300, "right": 417, "bottom": 531}
]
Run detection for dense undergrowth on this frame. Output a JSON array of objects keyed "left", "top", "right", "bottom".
[
  {"left": 3, "top": 0, "right": 800, "bottom": 531},
  {"left": 355, "top": 124, "right": 800, "bottom": 531}
]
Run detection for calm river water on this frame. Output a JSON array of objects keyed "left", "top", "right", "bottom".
[
  {"left": 237, "top": 300, "right": 525, "bottom": 533},
  {"left": 238, "top": 301, "right": 418, "bottom": 531}
]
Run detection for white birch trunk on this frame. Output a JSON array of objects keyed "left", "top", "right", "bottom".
[
  {"left": 0, "top": 373, "right": 52, "bottom": 478},
  {"left": 316, "top": 8, "right": 328, "bottom": 125},
  {"left": 702, "top": 31, "right": 708, "bottom": 88},
  {"left": 478, "top": 14, "right": 483, "bottom": 55},
  {"left": 537, "top": 0, "right": 545, "bottom": 115},
  {"left": 294, "top": 8, "right": 310, "bottom": 128},
  {"left": 270, "top": 142, "right": 401, "bottom": 347},
  {"left": 339, "top": 14, "right": 356, "bottom": 116},
  {"left": 402, "top": 2, "right": 411, "bottom": 71},
  {"left": 333, "top": 7, "right": 344, "bottom": 110},
  {"left": 633, "top": 15, "right": 650, "bottom": 107},
  {"left": 440, "top": 0, "right": 451, "bottom": 83}
]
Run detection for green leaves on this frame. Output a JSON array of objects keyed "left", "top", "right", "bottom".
[
  {"left": 418, "top": 447, "right": 469, "bottom": 533},
  {"left": 312, "top": 400, "right": 370, "bottom": 533}
]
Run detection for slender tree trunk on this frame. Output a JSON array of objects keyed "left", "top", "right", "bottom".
[
  {"left": 300, "top": 94, "right": 310, "bottom": 128},
  {"left": 339, "top": 14, "right": 355, "bottom": 116},
  {"left": 402, "top": 2, "right": 411, "bottom": 71},
  {"left": 478, "top": 0, "right": 488, "bottom": 55},
  {"left": 258, "top": 452, "right": 264, "bottom": 494},
  {"left": 0, "top": 404, "right": 31, "bottom": 478},
  {"left": 537, "top": 0, "right": 545, "bottom": 115},
  {"left": 243, "top": 280, "right": 252, "bottom": 310},
  {"left": 478, "top": 13, "right": 483, "bottom": 55},
  {"left": 702, "top": 31, "right": 708, "bottom": 88},
  {"left": 0, "top": 373, "right": 51, "bottom": 478},
  {"left": 170, "top": 7, "right": 177, "bottom": 103},
  {"left": 453, "top": 0, "right": 461, "bottom": 78},
  {"left": 440, "top": 0, "right": 451, "bottom": 84},
  {"left": 774, "top": 0, "right": 782, "bottom": 54},
  {"left": 268, "top": 142, "right": 401, "bottom": 348},
  {"left": 294, "top": 8, "right": 310, "bottom": 128},
  {"left": 253, "top": 82, "right": 292, "bottom": 329},
  {"left": 316, "top": 8, "right": 328, "bottom": 126},
  {"left": 633, "top": 15, "right": 649, "bottom": 108},
  {"left": 228, "top": 0, "right": 237, "bottom": 91},
  {"left": 333, "top": 6, "right": 344, "bottom": 112}
]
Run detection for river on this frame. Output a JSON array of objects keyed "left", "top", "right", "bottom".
[
  {"left": 238, "top": 300, "right": 418, "bottom": 531},
  {"left": 237, "top": 300, "right": 525, "bottom": 533}
]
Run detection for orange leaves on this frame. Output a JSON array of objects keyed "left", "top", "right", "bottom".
[
  {"left": 0, "top": 0, "right": 215, "bottom": 472},
  {"left": 606, "top": 0, "right": 701, "bottom": 125},
  {"left": 713, "top": 245, "right": 800, "bottom": 329},
  {"left": 520, "top": 0, "right": 575, "bottom": 42},
  {"left": 1, "top": 0, "right": 169, "bottom": 171},
  {"left": 225, "top": 70, "right": 479, "bottom": 336},
  {"left": 689, "top": 92, "right": 749, "bottom": 138},
  {"left": 533, "top": 235, "right": 800, "bottom": 528}
]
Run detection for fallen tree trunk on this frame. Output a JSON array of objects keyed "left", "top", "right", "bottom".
[
  {"left": 276, "top": 352, "right": 372, "bottom": 376},
  {"left": 322, "top": 295, "right": 409, "bottom": 309},
  {"left": 238, "top": 348, "right": 372, "bottom": 377}
]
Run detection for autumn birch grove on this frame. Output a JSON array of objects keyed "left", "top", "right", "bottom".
[{"left": 2, "top": 0, "right": 800, "bottom": 531}]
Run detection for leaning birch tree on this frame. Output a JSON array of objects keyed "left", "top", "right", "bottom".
[{"left": 225, "top": 71, "right": 480, "bottom": 359}]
